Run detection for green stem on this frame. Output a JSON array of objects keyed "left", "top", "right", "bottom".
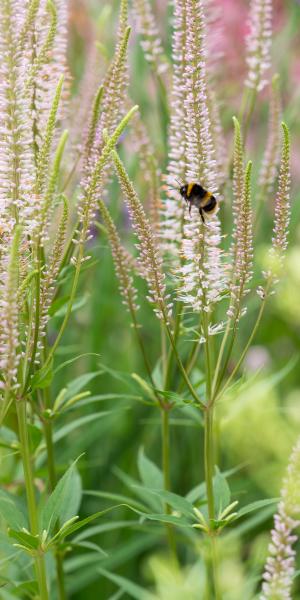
[
  {"left": 161, "top": 408, "right": 178, "bottom": 562},
  {"left": 242, "top": 88, "right": 257, "bottom": 144},
  {"left": 23, "top": 245, "right": 42, "bottom": 393},
  {"left": 218, "top": 282, "right": 270, "bottom": 400},
  {"left": 163, "top": 318, "right": 203, "bottom": 407},
  {"left": 131, "top": 311, "right": 154, "bottom": 386},
  {"left": 16, "top": 398, "right": 49, "bottom": 600},
  {"left": 44, "top": 248, "right": 83, "bottom": 370},
  {"left": 44, "top": 420, "right": 57, "bottom": 490},
  {"left": 162, "top": 409, "right": 171, "bottom": 496},
  {"left": 164, "top": 302, "right": 183, "bottom": 392},
  {"left": 211, "top": 535, "right": 221, "bottom": 600},
  {"left": 211, "top": 321, "right": 231, "bottom": 396},
  {"left": 204, "top": 407, "right": 215, "bottom": 522},
  {"left": 41, "top": 378, "right": 67, "bottom": 600},
  {"left": 161, "top": 322, "right": 168, "bottom": 384}
]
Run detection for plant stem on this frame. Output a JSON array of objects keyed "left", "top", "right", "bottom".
[
  {"left": 43, "top": 387, "right": 66, "bottom": 600},
  {"left": 162, "top": 409, "right": 171, "bottom": 494},
  {"left": 161, "top": 408, "right": 178, "bottom": 563},
  {"left": 164, "top": 301, "right": 183, "bottom": 391},
  {"left": 16, "top": 398, "right": 49, "bottom": 600},
  {"left": 44, "top": 248, "right": 83, "bottom": 370},
  {"left": 218, "top": 281, "right": 271, "bottom": 400},
  {"left": 211, "top": 535, "right": 221, "bottom": 600},
  {"left": 161, "top": 322, "right": 168, "bottom": 384},
  {"left": 204, "top": 407, "right": 215, "bottom": 522},
  {"left": 202, "top": 313, "right": 221, "bottom": 596},
  {"left": 238, "top": 87, "right": 257, "bottom": 145},
  {"left": 163, "top": 318, "right": 203, "bottom": 406}
]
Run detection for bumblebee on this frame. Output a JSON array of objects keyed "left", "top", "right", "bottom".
[{"left": 179, "top": 182, "right": 218, "bottom": 223}]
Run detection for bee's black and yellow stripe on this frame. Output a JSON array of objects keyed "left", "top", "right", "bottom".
[
  {"left": 200, "top": 191, "right": 217, "bottom": 214},
  {"left": 186, "top": 182, "right": 196, "bottom": 198},
  {"left": 180, "top": 182, "right": 218, "bottom": 219}
]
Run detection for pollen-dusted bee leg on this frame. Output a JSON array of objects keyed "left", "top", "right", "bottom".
[{"left": 199, "top": 209, "right": 205, "bottom": 223}]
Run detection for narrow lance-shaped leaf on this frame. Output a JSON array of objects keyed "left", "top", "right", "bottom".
[{"left": 41, "top": 457, "right": 82, "bottom": 533}]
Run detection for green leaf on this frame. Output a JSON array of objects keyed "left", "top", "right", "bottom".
[
  {"left": 98, "top": 568, "right": 158, "bottom": 600},
  {"left": 213, "top": 467, "right": 231, "bottom": 514},
  {"left": 53, "top": 353, "right": 102, "bottom": 375},
  {"left": 48, "top": 295, "right": 70, "bottom": 317},
  {"left": 8, "top": 529, "right": 39, "bottom": 550},
  {"left": 53, "top": 293, "right": 90, "bottom": 318},
  {"left": 64, "top": 371, "right": 104, "bottom": 401},
  {"left": 54, "top": 507, "right": 121, "bottom": 540},
  {"left": 186, "top": 465, "right": 242, "bottom": 504},
  {"left": 10, "top": 580, "right": 39, "bottom": 598},
  {"left": 71, "top": 539, "right": 107, "bottom": 556},
  {"left": 138, "top": 512, "right": 191, "bottom": 527},
  {"left": 237, "top": 498, "right": 279, "bottom": 519},
  {"left": 185, "top": 482, "right": 206, "bottom": 504},
  {"left": 65, "top": 393, "right": 143, "bottom": 411},
  {"left": 133, "top": 486, "right": 194, "bottom": 518},
  {"left": 153, "top": 389, "right": 192, "bottom": 407},
  {"left": 114, "top": 468, "right": 159, "bottom": 512},
  {"left": 53, "top": 411, "right": 117, "bottom": 445},
  {"left": 151, "top": 359, "right": 163, "bottom": 389},
  {"left": 209, "top": 518, "right": 229, "bottom": 531},
  {"left": 73, "top": 520, "right": 138, "bottom": 543},
  {"left": 83, "top": 490, "right": 146, "bottom": 512},
  {"left": 0, "top": 491, "right": 27, "bottom": 529},
  {"left": 131, "top": 374, "right": 157, "bottom": 402},
  {"left": 224, "top": 505, "right": 276, "bottom": 539},
  {"left": 0, "top": 426, "right": 18, "bottom": 450},
  {"left": 30, "top": 359, "right": 54, "bottom": 391},
  {"left": 137, "top": 448, "right": 163, "bottom": 492},
  {"left": 41, "top": 457, "right": 83, "bottom": 533},
  {"left": 96, "top": 362, "right": 135, "bottom": 388},
  {"left": 137, "top": 448, "right": 164, "bottom": 512},
  {"left": 108, "top": 590, "right": 124, "bottom": 600},
  {"left": 28, "top": 424, "right": 43, "bottom": 453},
  {"left": 66, "top": 533, "right": 157, "bottom": 593}
]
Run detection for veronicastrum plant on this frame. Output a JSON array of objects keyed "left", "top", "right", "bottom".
[{"left": 0, "top": 0, "right": 296, "bottom": 599}]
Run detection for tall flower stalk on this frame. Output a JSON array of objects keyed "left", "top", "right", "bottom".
[
  {"left": 260, "top": 437, "right": 300, "bottom": 599},
  {"left": 241, "top": 0, "right": 273, "bottom": 137}
]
